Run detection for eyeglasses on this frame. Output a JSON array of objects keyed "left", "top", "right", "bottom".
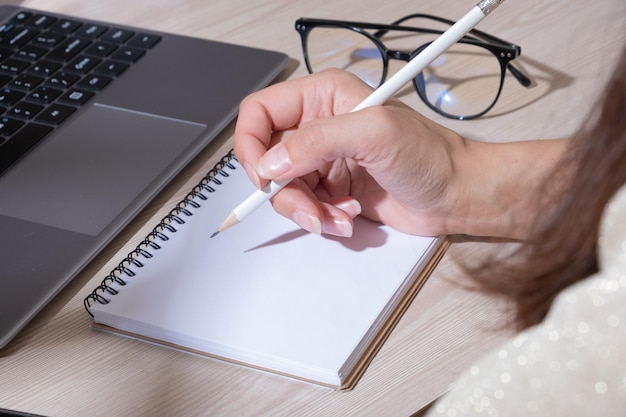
[{"left": 295, "top": 14, "right": 531, "bottom": 120}]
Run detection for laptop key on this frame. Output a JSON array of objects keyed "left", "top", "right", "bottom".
[
  {"left": 47, "top": 37, "right": 91, "bottom": 62},
  {"left": 76, "top": 74, "right": 112, "bottom": 91},
  {"left": 0, "top": 27, "right": 37, "bottom": 48},
  {"left": 102, "top": 28, "right": 134, "bottom": 44},
  {"left": 75, "top": 24, "right": 108, "bottom": 39},
  {"left": 35, "top": 103, "right": 75, "bottom": 125},
  {"left": 111, "top": 46, "right": 145, "bottom": 63},
  {"left": 9, "top": 11, "right": 31, "bottom": 25},
  {"left": 15, "top": 44, "right": 48, "bottom": 61},
  {"left": 66, "top": 55, "right": 101, "bottom": 74},
  {"left": 46, "top": 71, "right": 80, "bottom": 89},
  {"left": 49, "top": 19, "right": 82, "bottom": 35},
  {"left": 0, "top": 22, "right": 15, "bottom": 36},
  {"left": 0, "top": 58, "right": 30, "bottom": 75},
  {"left": 27, "top": 60, "right": 62, "bottom": 77},
  {"left": 0, "top": 74, "right": 12, "bottom": 87},
  {"left": 9, "top": 73, "right": 44, "bottom": 90},
  {"left": 0, "top": 122, "right": 53, "bottom": 174},
  {"left": 32, "top": 32, "right": 65, "bottom": 48},
  {"left": 0, "top": 116, "right": 24, "bottom": 135},
  {"left": 84, "top": 41, "right": 118, "bottom": 57},
  {"left": 28, "top": 86, "right": 63, "bottom": 104},
  {"left": 0, "top": 88, "right": 25, "bottom": 107},
  {"left": 58, "top": 89, "right": 94, "bottom": 106},
  {"left": 24, "top": 14, "right": 57, "bottom": 30},
  {"left": 128, "top": 33, "right": 161, "bottom": 49},
  {"left": 7, "top": 101, "right": 44, "bottom": 119},
  {"left": 0, "top": 46, "right": 13, "bottom": 60},
  {"left": 95, "top": 60, "right": 129, "bottom": 77}
]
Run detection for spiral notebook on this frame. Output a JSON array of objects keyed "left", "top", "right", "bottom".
[{"left": 83, "top": 150, "right": 447, "bottom": 389}]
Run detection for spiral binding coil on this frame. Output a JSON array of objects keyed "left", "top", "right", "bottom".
[{"left": 83, "top": 150, "right": 238, "bottom": 316}]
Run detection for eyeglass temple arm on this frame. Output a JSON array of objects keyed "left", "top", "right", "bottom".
[
  {"left": 372, "top": 24, "right": 447, "bottom": 40},
  {"left": 508, "top": 63, "right": 532, "bottom": 87}
]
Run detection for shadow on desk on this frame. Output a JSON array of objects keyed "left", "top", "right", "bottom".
[
  {"left": 483, "top": 55, "right": 574, "bottom": 119},
  {"left": 0, "top": 408, "right": 46, "bottom": 417},
  {"left": 411, "top": 401, "right": 434, "bottom": 417}
]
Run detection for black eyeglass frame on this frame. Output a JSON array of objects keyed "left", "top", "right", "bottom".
[{"left": 295, "top": 14, "right": 531, "bottom": 120}]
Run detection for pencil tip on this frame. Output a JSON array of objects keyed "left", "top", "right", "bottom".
[{"left": 211, "top": 212, "right": 240, "bottom": 238}]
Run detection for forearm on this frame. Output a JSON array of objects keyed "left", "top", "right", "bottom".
[{"left": 444, "top": 137, "right": 570, "bottom": 239}]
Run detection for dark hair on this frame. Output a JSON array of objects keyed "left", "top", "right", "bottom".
[{"left": 470, "top": 47, "right": 626, "bottom": 330}]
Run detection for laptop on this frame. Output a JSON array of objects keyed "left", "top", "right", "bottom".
[{"left": 0, "top": 5, "right": 288, "bottom": 348}]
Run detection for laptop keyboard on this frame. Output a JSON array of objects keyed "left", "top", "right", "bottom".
[{"left": 0, "top": 10, "right": 161, "bottom": 174}]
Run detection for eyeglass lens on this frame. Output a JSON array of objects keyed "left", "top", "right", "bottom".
[
  {"left": 305, "top": 27, "right": 504, "bottom": 119},
  {"left": 305, "top": 27, "right": 385, "bottom": 88}
]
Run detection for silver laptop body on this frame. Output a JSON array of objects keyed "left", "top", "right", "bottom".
[{"left": 0, "top": 5, "right": 288, "bottom": 348}]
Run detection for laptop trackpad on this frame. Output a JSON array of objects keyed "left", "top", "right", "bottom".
[{"left": 0, "top": 104, "right": 206, "bottom": 236}]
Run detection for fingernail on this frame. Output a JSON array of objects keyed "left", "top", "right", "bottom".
[
  {"left": 293, "top": 210, "right": 322, "bottom": 235},
  {"left": 256, "top": 145, "right": 291, "bottom": 179},
  {"left": 334, "top": 199, "right": 362, "bottom": 218},
  {"left": 323, "top": 218, "right": 353, "bottom": 238}
]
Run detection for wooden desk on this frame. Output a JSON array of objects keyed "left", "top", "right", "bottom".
[{"left": 1, "top": 0, "right": 624, "bottom": 415}]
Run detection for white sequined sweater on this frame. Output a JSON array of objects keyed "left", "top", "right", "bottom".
[{"left": 427, "top": 185, "right": 626, "bottom": 416}]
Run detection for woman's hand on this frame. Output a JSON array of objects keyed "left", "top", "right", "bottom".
[{"left": 234, "top": 69, "right": 568, "bottom": 239}]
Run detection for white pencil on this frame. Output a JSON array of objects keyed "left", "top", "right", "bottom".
[{"left": 212, "top": 0, "right": 506, "bottom": 238}]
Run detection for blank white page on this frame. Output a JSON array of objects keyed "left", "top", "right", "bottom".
[{"left": 89, "top": 154, "right": 441, "bottom": 387}]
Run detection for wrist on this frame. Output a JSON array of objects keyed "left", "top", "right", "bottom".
[{"left": 443, "top": 138, "right": 569, "bottom": 239}]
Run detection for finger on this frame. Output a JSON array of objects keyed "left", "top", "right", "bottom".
[
  {"left": 319, "top": 202, "right": 356, "bottom": 238},
  {"left": 326, "top": 196, "right": 362, "bottom": 219},
  {"left": 235, "top": 71, "right": 374, "bottom": 185},
  {"left": 270, "top": 178, "right": 360, "bottom": 237},
  {"left": 234, "top": 81, "right": 308, "bottom": 188},
  {"left": 270, "top": 179, "right": 324, "bottom": 234},
  {"left": 309, "top": 179, "right": 362, "bottom": 219}
]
